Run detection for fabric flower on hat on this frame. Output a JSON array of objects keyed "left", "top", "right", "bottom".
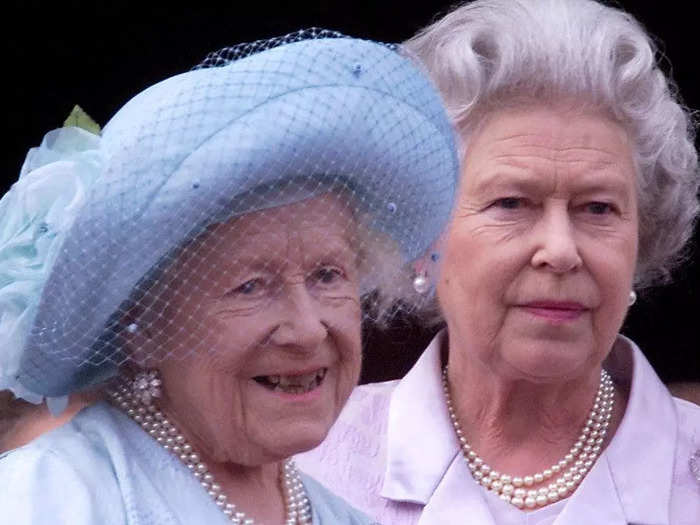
[{"left": 0, "top": 110, "right": 102, "bottom": 404}]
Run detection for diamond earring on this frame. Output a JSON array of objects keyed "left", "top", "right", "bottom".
[{"left": 131, "top": 369, "right": 162, "bottom": 406}]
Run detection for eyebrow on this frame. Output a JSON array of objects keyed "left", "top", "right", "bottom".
[{"left": 469, "top": 159, "right": 634, "bottom": 197}]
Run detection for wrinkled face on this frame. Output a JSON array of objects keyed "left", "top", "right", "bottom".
[
  {"left": 438, "top": 105, "right": 639, "bottom": 382},
  {"left": 148, "top": 195, "right": 362, "bottom": 465}
]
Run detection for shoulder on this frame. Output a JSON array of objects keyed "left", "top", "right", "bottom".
[
  {"left": 295, "top": 382, "right": 397, "bottom": 517},
  {"left": 339, "top": 380, "right": 397, "bottom": 425},
  {"left": 300, "top": 381, "right": 397, "bottom": 463},
  {"left": 302, "top": 473, "right": 381, "bottom": 525},
  {"left": 669, "top": 397, "right": 700, "bottom": 521},
  {"left": 0, "top": 409, "right": 125, "bottom": 524},
  {"left": 673, "top": 396, "right": 700, "bottom": 423},
  {"left": 672, "top": 396, "right": 700, "bottom": 461}
]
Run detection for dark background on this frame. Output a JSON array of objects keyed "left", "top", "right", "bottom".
[{"left": 5, "top": 1, "right": 699, "bottom": 383}]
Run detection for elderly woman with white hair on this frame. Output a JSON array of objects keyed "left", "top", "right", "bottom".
[
  {"left": 0, "top": 31, "right": 458, "bottom": 524},
  {"left": 296, "top": 2, "right": 700, "bottom": 524}
]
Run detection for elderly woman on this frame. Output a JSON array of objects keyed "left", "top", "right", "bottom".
[
  {"left": 296, "top": 2, "right": 700, "bottom": 523},
  {"left": 0, "top": 31, "right": 458, "bottom": 524}
]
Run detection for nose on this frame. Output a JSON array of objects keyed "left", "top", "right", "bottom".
[
  {"left": 268, "top": 283, "right": 328, "bottom": 349},
  {"left": 530, "top": 207, "right": 582, "bottom": 273}
]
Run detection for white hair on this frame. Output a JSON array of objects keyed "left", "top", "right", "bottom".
[{"left": 405, "top": 0, "right": 699, "bottom": 288}]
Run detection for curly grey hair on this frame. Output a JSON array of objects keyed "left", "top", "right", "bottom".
[{"left": 404, "top": 0, "right": 699, "bottom": 288}]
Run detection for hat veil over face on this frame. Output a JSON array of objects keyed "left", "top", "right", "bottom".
[{"left": 1, "top": 30, "right": 458, "bottom": 399}]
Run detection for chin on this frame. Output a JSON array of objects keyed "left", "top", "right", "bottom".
[
  {"left": 506, "top": 344, "right": 593, "bottom": 382},
  {"left": 262, "top": 420, "right": 333, "bottom": 461}
]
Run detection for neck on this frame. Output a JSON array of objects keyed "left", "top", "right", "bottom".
[
  {"left": 108, "top": 379, "right": 311, "bottom": 524},
  {"left": 446, "top": 353, "right": 626, "bottom": 477},
  {"left": 210, "top": 460, "right": 286, "bottom": 524},
  {"left": 164, "top": 409, "right": 286, "bottom": 524}
]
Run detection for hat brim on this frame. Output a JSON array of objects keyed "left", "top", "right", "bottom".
[{"left": 19, "top": 37, "right": 457, "bottom": 396}]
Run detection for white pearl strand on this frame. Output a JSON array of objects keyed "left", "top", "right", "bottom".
[
  {"left": 107, "top": 382, "right": 312, "bottom": 525},
  {"left": 442, "top": 367, "right": 615, "bottom": 509}
]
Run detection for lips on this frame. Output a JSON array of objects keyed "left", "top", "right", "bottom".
[
  {"left": 519, "top": 301, "right": 587, "bottom": 321},
  {"left": 253, "top": 368, "right": 327, "bottom": 394}
]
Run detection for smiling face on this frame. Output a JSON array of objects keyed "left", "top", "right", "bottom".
[
  {"left": 146, "top": 195, "right": 362, "bottom": 465},
  {"left": 438, "top": 104, "right": 639, "bottom": 382}
]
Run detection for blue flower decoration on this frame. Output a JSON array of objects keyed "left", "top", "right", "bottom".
[{"left": 0, "top": 126, "right": 102, "bottom": 405}]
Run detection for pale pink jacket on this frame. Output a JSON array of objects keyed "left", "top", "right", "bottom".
[{"left": 297, "top": 333, "right": 700, "bottom": 524}]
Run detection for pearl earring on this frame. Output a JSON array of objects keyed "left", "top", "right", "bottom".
[
  {"left": 413, "top": 271, "right": 430, "bottom": 294},
  {"left": 628, "top": 290, "right": 637, "bottom": 306},
  {"left": 130, "top": 369, "right": 162, "bottom": 406}
]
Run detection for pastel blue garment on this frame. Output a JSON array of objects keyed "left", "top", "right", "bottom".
[{"left": 0, "top": 402, "right": 378, "bottom": 525}]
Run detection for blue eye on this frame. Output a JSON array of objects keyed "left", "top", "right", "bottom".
[
  {"left": 494, "top": 197, "right": 524, "bottom": 209},
  {"left": 313, "top": 266, "right": 343, "bottom": 285},
  {"left": 586, "top": 202, "right": 614, "bottom": 215},
  {"left": 231, "top": 279, "right": 263, "bottom": 296}
]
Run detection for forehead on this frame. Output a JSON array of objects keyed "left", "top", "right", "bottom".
[
  {"left": 178, "top": 194, "right": 358, "bottom": 268},
  {"left": 228, "top": 194, "right": 355, "bottom": 238},
  {"left": 463, "top": 105, "right": 636, "bottom": 192}
]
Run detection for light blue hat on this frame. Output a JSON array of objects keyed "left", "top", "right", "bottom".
[{"left": 1, "top": 30, "right": 458, "bottom": 399}]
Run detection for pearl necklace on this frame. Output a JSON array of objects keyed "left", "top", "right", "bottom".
[
  {"left": 107, "top": 380, "right": 312, "bottom": 524},
  {"left": 442, "top": 367, "right": 615, "bottom": 509}
]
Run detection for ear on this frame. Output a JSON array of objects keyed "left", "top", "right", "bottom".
[{"left": 412, "top": 236, "right": 445, "bottom": 278}]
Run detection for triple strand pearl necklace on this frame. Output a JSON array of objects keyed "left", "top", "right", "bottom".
[
  {"left": 442, "top": 367, "right": 615, "bottom": 509},
  {"left": 108, "top": 379, "right": 312, "bottom": 524}
]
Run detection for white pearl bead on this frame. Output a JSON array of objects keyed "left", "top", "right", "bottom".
[
  {"left": 511, "top": 497, "right": 525, "bottom": 508},
  {"left": 413, "top": 274, "right": 430, "bottom": 294}
]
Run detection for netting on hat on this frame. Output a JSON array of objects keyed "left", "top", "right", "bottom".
[
  {"left": 195, "top": 28, "right": 372, "bottom": 69},
  {"left": 16, "top": 29, "right": 457, "bottom": 396}
]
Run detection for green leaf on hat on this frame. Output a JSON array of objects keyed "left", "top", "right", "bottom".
[{"left": 63, "top": 105, "right": 101, "bottom": 135}]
